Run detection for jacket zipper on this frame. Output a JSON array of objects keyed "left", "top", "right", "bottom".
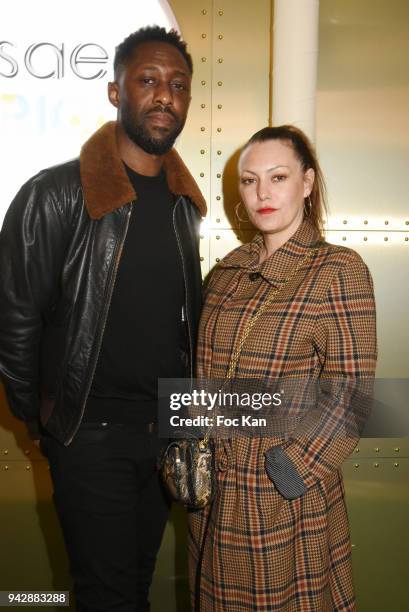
[
  {"left": 65, "top": 204, "right": 133, "bottom": 445},
  {"left": 173, "top": 197, "right": 194, "bottom": 381}
]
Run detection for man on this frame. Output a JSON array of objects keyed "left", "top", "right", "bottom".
[{"left": 0, "top": 26, "right": 205, "bottom": 611}]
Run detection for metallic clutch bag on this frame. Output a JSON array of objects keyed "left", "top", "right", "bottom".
[{"left": 160, "top": 437, "right": 215, "bottom": 509}]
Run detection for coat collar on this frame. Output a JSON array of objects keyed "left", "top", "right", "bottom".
[
  {"left": 219, "top": 220, "right": 323, "bottom": 285},
  {"left": 79, "top": 121, "right": 207, "bottom": 220}
]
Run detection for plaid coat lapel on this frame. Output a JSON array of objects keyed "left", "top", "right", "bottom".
[{"left": 219, "top": 220, "right": 322, "bottom": 286}]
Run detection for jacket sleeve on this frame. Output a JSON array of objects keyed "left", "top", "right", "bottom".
[
  {"left": 265, "top": 253, "right": 377, "bottom": 499},
  {"left": 0, "top": 172, "right": 73, "bottom": 436}
]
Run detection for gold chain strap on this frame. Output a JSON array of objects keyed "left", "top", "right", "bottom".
[
  {"left": 226, "top": 248, "right": 319, "bottom": 379},
  {"left": 201, "top": 248, "right": 319, "bottom": 447}
]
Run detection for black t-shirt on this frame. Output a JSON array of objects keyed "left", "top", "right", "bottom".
[{"left": 84, "top": 164, "right": 185, "bottom": 423}]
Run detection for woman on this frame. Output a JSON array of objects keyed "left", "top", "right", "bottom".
[{"left": 188, "top": 126, "right": 377, "bottom": 611}]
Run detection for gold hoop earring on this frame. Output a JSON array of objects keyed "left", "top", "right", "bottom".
[
  {"left": 304, "top": 196, "right": 312, "bottom": 217},
  {"left": 235, "top": 201, "right": 250, "bottom": 223}
]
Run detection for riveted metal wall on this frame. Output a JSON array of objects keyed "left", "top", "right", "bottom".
[
  {"left": 317, "top": 2, "right": 409, "bottom": 609},
  {"left": 170, "top": 0, "right": 271, "bottom": 276}
]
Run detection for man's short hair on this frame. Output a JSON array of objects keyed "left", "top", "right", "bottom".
[{"left": 114, "top": 26, "right": 193, "bottom": 77}]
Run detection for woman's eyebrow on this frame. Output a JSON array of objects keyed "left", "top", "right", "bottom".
[
  {"left": 266, "top": 165, "right": 290, "bottom": 172},
  {"left": 241, "top": 165, "right": 290, "bottom": 175}
]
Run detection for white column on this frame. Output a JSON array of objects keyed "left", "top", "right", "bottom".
[{"left": 272, "top": 0, "right": 320, "bottom": 141}]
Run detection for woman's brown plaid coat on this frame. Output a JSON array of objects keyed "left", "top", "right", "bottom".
[{"left": 188, "top": 221, "right": 377, "bottom": 611}]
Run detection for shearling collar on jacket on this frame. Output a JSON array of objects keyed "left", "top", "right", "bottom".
[{"left": 79, "top": 121, "right": 207, "bottom": 220}]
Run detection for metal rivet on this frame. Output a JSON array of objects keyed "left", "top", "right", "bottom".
[
  {"left": 354, "top": 448, "right": 360, "bottom": 453},
  {"left": 201, "top": 33, "right": 207, "bottom": 38},
  {"left": 217, "top": 173, "right": 221, "bottom": 178},
  {"left": 352, "top": 544, "right": 356, "bottom": 548},
  {"left": 364, "top": 236, "right": 368, "bottom": 241},
  {"left": 217, "top": 127, "right": 222, "bottom": 132},
  {"left": 4, "top": 465, "right": 9, "bottom": 471},
  {"left": 216, "top": 196, "right": 221, "bottom": 201},
  {"left": 216, "top": 218, "right": 221, "bottom": 223},
  {"left": 385, "top": 220, "right": 389, "bottom": 225},
  {"left": 216, "top": 235, "right": 220, "bottom": 240},
  {"left": 218, "top": 10, "right": 224, "bottom": 16},
  {"left": 406, "top": 221, "right": 409, "bottom": 225},
  {"left": 384, "top": 237, "right": 388, "bottom": 241},
  {"left": 26, "top": 465, "right": 31, "bottom": 470},
  {"left": 201, "top": 126, "right": 205, "bottom": 131},
  {"left": 217, "top": 81, "right": 223, "bottom": 86},
  {"left": 217, "top": 104, "right": 222, "bottom": 109},
  {"left": 343, "top": 220, "right": 347, "bottom": 224},
  {"left": 200, "top": 149, "right": 205, "bottom": 154},
  {"left": 201, "top": 80, "right": 206, "bottom": 86},
  {"left": 200, "top": 235, "right": 204, "bottom": 239},
  {"left": 201, "top": 103, "right": 206, "bottom": 108},
  {"left": 201, "top": 57, "right": 206, "bottom": 62},
  {"left": 217, "top": 150, "right": 222, "bottom": 155},
  {"left": 364, "top": 220, "right": 368, "bottom": 225},
  {"left": 202, "top": 9, "right": 207, "bottom": 15},
  {"left": 200, "top": 172, "right": 204, "bottom": 177},
  {"left": 216, "top": 258, "right": 220, "bottom": 262},
  {"left": 218, "top": 58, "right": 223, "bottom": 63},
  {"left": 200, "top": 256, "right": 204, "bottom": 261},
  {"left": 218, "top": 34, "right": 223, "bottom": 39},
  {"left": 394, "top": 462, "right": 399, "bottom": 467},
  {"left": 373, "top": 462, "right": 379, "bottom": 468},
  {"left": 342, "top": 236, "right": 346, "bottom": 241},
  {"left": 374, "top": 447, "right": 380, "bottom": 452},
  {"left": 405, "top": 237, "right": 409, "bottom": 241},
  {"left": 394, "top": 447, "right": 400, "bottom": 452},
  {"left": 354, "top": 463, "right": 359, "bottom": 468},
  {"left": 3, "top": 450, "right": 8, "bottom": 455}
]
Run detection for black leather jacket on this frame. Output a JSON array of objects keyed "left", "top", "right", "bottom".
[{"left": 0, "top": 122, "right": 206, "bottom": 445}]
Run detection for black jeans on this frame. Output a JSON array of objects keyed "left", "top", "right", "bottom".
[{"left": 42, "top": 423, "right": 170, "bottom": 612}]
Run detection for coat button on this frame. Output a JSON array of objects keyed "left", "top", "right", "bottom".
[{"left": 249, "top": 272, "right": 260, "bottom": 281}]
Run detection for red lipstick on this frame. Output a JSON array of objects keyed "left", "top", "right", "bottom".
[{"left": 257, "top": 207, "right": 278, "bottom": 215}]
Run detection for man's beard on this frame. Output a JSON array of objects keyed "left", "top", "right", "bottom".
[{"left": 121, "top": 103, "right": 184, "bottom": 155}]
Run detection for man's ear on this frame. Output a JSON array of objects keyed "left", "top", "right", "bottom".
[
  {"left": 108, "top": 81, "right": 120, "bottom": 109},
  {"left": 303, "top": 167, "right": 315, "bottom": 197}
]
